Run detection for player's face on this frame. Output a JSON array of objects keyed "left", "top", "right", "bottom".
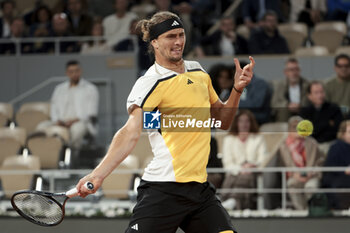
[
  {"left": 66, "top": 65, "right": 81, "bottom": 84},
  {"left": 153, "top": 28, "right": 186, "bottom": 62}
]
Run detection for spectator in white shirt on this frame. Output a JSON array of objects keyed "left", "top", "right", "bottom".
[
  {"left": 220, "top": 110, "right": 267, "bottom": 210},
  {"left": 37, "top": 60, "right": 99, "bottom": 149},
  {"left": 102, "top": 0, "right": 137, "bottom": 47}
]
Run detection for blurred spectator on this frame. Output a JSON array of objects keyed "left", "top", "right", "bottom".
[
  {"left": 271, "top": 57, "right": 309, "bottom": 122},
  {"left": 87, "top": 0, "right": 114, "bottom": 18},
  {"left": 208, "top": 63, "right": 233, "bottom": 102},
  {"left": 131, "top": 0, "right": 155, "bottom": 20},
  {"left": 37, "top": 60, "right": 99, "bottom": 149},
  {"left": 289, "top": 0, "right": 327, "bottom": 27},
  {"left": 322, "top": 120, "right": 350, "bottom": 209},
  {"left": 242, "top": 0, "right": 284, "bottom": 29},
  {"left": 248, "top": 10, "right": 289, "bottom": 54},
  {"left": 0, "top": 17, "right": 32, "bottom": 54},
  {"left": 102, "top": 0, "right": 137, "bottom": 48},
  {"left": 300, "top": 81, "right": 343, "bottom": 152},
  {"left": 29, "top": 5, "right": 52, "bottom": 37},
  {"left": 206, "top": 136, "right": 224, "bottom": 189},
  {"left": 276, "top": 116, "right": 324, "bottom": 210},
  {"left": 114, "top": 19, "right": 152, "bottom": 75},
  {"left": 221, "top": 110, "right": 267, "bottom": 210},
  {"left": 80, "top": 19, "right": 111, "bottom": 54},
  {"left": 326, "top": 0, "right": 350, "bottom": 21},
  {"left": 194, "top": 16, "right": 248, "bottom": 57},
  {"left": 238, "top": 60, "right": 272, "bottom": 125},
  {"left": 0, "top": 0, "right": 16, "bottom": 38},
  {"left": 66, "top": 0, "right": 93, "bottom": 36},
  {"left": 325, "top": 54, "right": 350, "bottom": 116},
  {"left": 42, "top": 13, "right": 79, "bottom": 53}
]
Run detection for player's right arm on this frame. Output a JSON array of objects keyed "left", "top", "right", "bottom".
[{"left": 76, "top": 106, "right": 142, "bottom": 197}]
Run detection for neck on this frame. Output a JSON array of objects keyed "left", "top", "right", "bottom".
[
  {"left": 116, "top": 11, "right": 126, "bottom": 18},
  {"left": 70, "top": 80, "right": 80, "bottom": 87},
  {"left": 156, "top": 56, "right": 185, "bottom": 73}
]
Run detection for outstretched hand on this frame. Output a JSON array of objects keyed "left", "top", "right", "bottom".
[{"left": 233, "top": 56, "right": 255, "bottom": 92}]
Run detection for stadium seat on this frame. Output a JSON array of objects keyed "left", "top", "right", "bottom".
[
  {"left": 0, "top": 102, "right": 13, "bottom": 127},
  {"left": 15, "top": 102, "right": 50, "bottom": 135},
  {"left": 236, "top": 24, "right": 250, "bottom": 40},
  {"left": 278, "top": 23, "right": 308, "bottom": 53},
  {"left": 101, "top": 154, "right": 139, "bottom": 199},
  {"left": 311, "top": 21, "right": 347, "bottom": 53},
  {"left": 26, "top": 129, "right": 66, "bottom": 169},
  {"left": 0, "top": 127, "right": 26, "bottom": 166},
  {"left": 295, "top": 46, "right": 329, "bottom": 56},
  {"left": 335, "top": 46, "right": 350, "bottom": 55},
  {"left": 0, "top": 155, "right": 40, "bottom": 198}
]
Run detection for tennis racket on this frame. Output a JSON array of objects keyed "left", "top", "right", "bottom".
[{"left": 11, "top": 182, "right": 94, "bottom": 226}]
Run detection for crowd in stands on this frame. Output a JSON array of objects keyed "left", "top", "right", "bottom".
[
  {"left": 1, "top": 0, "right": 350, "bottom": 212},
  {"left": 1, "top": 0, "right": 350, "bottom": 57}
]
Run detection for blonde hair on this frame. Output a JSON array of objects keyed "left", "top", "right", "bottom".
[
  {"left": 337, "top": 120, "right": 350, "bottom": 140},
  {"left": 136, "top": 11, "right": 181, "bottom": 53}
]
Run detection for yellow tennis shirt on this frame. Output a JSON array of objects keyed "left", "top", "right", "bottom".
[{"left": 127, "top": 61, "right": 219, "bottom": 183}]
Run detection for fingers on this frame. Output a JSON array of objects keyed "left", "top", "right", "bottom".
[
  {"left": 76, "top": 177, "right": 95, "bottom": 198},
  {"left": 249, "top": 56, "right": 255, "bottom": 69}
]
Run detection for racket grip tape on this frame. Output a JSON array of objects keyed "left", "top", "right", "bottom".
[{"left": 66, "top": 181, "right": 94, "bottom": 197}]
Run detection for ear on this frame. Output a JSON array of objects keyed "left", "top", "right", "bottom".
[{"left": 151, "top": 39, "right": 158, "bottom": 50}]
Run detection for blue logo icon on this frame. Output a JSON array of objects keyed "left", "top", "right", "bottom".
[{"left": 143, "top": 110, "right": 161, "bottom": 129}]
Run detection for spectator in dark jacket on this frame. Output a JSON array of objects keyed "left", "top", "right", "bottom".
[
  {"left": 195, "top": 16, "right": 248, "bottom": 57},
  {"left": 322, "top": 120, "right": 350, "bottom": 209},
  {"left": 0, "top": 0, "right": 15, "bottom": 38},
  {"left": 248, "top": 10, "right": 289, "bottom": 54}
]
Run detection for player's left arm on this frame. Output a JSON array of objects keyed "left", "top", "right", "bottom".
[{"left": 211, "top": 56, "right": 255, "bottom": 130}]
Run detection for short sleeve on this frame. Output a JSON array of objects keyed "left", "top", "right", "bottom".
[{"left": 126, "top": 76, "right": 162, "bottom": 114}]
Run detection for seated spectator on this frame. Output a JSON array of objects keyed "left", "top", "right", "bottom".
[
  {"left": 0, "top": 0, "right": 15, "bottom": 38},
  {"left": 248, "top": 10, "right": 289, "bottom": 54},
  {"left": 325, "top": 54, "right": 350, "bottom": 116},
  {"left": 66, "top": 0, "right": 93, "bottom": 36},
  {"left": 208, "top": 63, "right": 233, "bottom": 102},
  {"left": 40, "top": 13, "right": 80, "bottom": 53},
  {"left": 242, "top": 0, "right": 284, "bottom": 29},
  {"left": 300, "top": 81, "right": 343, "bottom": 153},
  {"left": 102, "top": 0, "right": 137, "bottom": 48},
  {"left": 276, "top": 116, "right": 324, "bottom": 210},
  {"left": 271, "top": 57, "right": 309, "bottom": 122},
  {"left": 29, "top": 5, "right": 52, "bottom": 37},
  {"left": 221, "top": 110, "right": 267, "bottom": 210},
  {"left": 37, "top": 60, "right": 99, "bottom": 150},
  {"left": 326, "top": 0, "right": 350, "bottom": 21},
  {"left": 289, "top": 0, "right": 326, "bottom": 27},
  {"left": 195, "top": 16, "right": 248, "bottom": 57},
  {"left": 0, "top": 17, "right": 32, "bottom": 54},
  {"left": 238, "top": 60, "right": 272, "bottom": 125},
  {"left": 114, "top": 19, "right": 152, "bottom": 75},
  {"left": 322, "top": 120, "right": 350, "bottom": 209},
  {"left": 80, "top": 19, "right": 111, "bottom": 54}
]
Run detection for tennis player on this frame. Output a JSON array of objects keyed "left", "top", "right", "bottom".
[{"left": 76, "top": 11, "right": 254, "bottom": 233}]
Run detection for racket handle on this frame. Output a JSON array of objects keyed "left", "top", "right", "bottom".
[{"left": 66, "top": 182, "right": 94, "bottom": 198}]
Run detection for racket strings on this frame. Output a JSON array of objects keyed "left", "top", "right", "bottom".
[{"left": 12, "top": 193, "right": 63, "bottom": 225}]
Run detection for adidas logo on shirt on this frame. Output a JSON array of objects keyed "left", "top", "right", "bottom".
[
  {"left": 131, "top": 223, "right": 138, "bottom": 231},
  {"left": 187, "top": 79, "right": 193, "bottom": 84},
  {"left": 171, "top": 20, "right": 180, "bottom": 26}
]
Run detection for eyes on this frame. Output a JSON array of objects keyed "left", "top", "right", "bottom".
[{"left": 165, "top": 32, "right": 185, "bottom": 39}]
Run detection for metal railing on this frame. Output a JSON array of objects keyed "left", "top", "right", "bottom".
[{"left": 1, "top": 166, "right": 350, "bottom": 211}]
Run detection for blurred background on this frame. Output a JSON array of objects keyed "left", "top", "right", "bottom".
[{"left": 1, "top": 0, "right": 350, "bottom": 232}]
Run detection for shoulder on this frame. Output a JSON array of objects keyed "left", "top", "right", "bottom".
[
  {"left": 55, "top": 81, "right": 69, "bottom": 90},
  {"left": 103, "top": 14, "right": 115, "bottom": 24},
  {"left": 81, "top": 79, "right": 98, "bottom": 90},
  {"left": 305, "top": 136, "right": 319, "bottom": 147},
  {"left": 184, "top": 60, "right": 206, "bottom": 73}
]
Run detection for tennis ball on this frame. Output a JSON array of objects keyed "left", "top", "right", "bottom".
[{"left": 296, "top": 120, "right": 313, "bottom": 137}]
